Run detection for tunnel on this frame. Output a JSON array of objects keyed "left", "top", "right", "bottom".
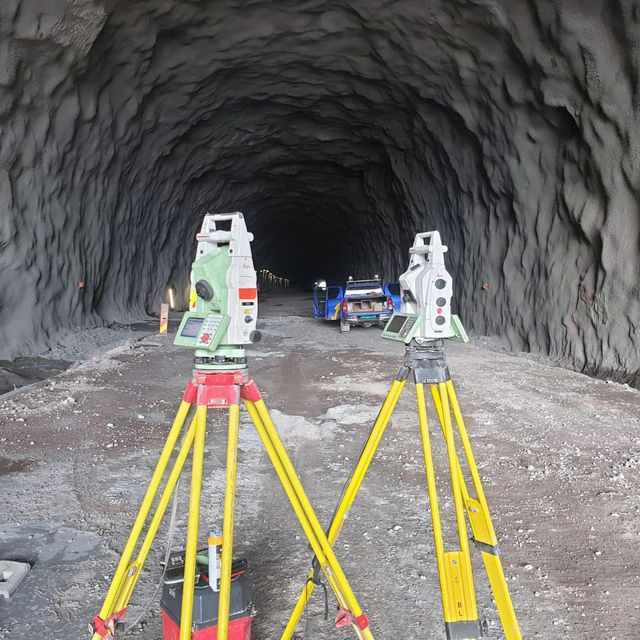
[{"left": 1, "top": 1, "right": 639, "bottom": 386}]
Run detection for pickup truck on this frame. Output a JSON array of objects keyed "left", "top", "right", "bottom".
[{"left": 313, "top": 278, "right": 397, "bottom": 333}]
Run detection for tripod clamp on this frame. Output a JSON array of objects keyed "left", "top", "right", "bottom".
[{"left": 399, "top": 339, "right": 451, "bottom": 385}]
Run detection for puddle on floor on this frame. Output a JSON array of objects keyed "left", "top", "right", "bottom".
[
  {"left": 0, "top": 314, "right": 183, "bottom": 396},
  {"left": 0, "top": 456, "right": 39, "bottom": 476},
  {"left": 0, "top": 357, "right": 72, "bottom": 395}
]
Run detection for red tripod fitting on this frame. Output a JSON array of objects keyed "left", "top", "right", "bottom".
[
  {"left": 92, "top": 607, "right": 128, "bottom": 638},
  {"left": 182, "top": 371, "right": 262, "bottom": 408}
]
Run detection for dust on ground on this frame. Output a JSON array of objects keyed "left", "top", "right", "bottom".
[{"left": 1, "top": 291, "right": 639, "bottom": 639}]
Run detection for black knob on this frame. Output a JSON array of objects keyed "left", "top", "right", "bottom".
[
  {"left": 436, "top": 297, "right": 447, "bottom": 307},
  {"left": 435, "top": 278, "right": 447, "bottom": 290},
  {"left": 250, "top": 330, "right": 262, "bottom": 343},
  {"left": 195, "top": 280, "right": 214, "bottom": 301},
  {"left": 244, "top": 316, "right": 253, "bottom": 323},
  {"left": 435, "top": 316, "right": 446, "bottom": 325}
]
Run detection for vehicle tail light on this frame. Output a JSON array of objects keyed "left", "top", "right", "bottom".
[
  {"left": 341, "top": 299, "right": 349, "bottom": 313},
  {"left": 387, "top": 297, "right": 394, "bottom": 310}
]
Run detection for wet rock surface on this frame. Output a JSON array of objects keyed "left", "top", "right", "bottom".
[
  {"left": 1, "top": 293, "right": 639, "bottom": 639},
  {"left": 0, "top": 4, "right": 639, "bottom": 379}
]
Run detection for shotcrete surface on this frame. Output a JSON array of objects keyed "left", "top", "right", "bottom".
[
  {"left": 2, "top": 1, "right": 640, "bottom": 385},
  {"left": 0, "top": 292, "right": 639, "bottom": 639}
]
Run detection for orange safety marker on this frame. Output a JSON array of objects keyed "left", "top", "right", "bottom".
[{"left": 160, "top": 303, "right": 169, "bottom": 334}]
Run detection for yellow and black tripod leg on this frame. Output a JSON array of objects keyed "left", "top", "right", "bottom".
[
  {"left": 91, "top": 399, "right": 193, "bottom": 639},
  {"left": 111, "top": 415, "right": 198, "bottom": 615},
  {"left": 417, "top": 383, "right": 481, "bottom": 640},
  {"left": 282, "top": 369, "right": 408, "bottom": 639},
  {"left": 244, "top": 395, "right": 374, "bottom": 640},
  {"left": 179, "top": 404, "right": 207, "bottom": 640},
  {"left": 444, "top": 382, "right": 521, "bottom": 639},
  {"left": 217, "top": 403, "right": 241, "bottom": 640}
]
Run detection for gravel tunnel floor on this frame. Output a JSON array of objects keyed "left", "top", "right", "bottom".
[{"left": 1, "top": 293, "right": 639, "bottom": 639}]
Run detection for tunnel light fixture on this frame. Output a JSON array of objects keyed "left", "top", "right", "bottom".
[{"left": 168, "top": 287, "right": 175, "bottom": 309}]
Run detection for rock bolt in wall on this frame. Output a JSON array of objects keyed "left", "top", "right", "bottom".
[{"left": 0, "top": 1, "right": 639, "bottom": 385}]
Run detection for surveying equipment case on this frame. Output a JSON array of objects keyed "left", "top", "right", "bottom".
[{"left": 160, "top": 557, "right": 253, "bottom": 640}]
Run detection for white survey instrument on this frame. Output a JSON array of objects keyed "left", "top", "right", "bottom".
[
  {"left": 189, "top": 211, "right": 255, "bottom": 308},
  {"left": 177, "top": 212, "right": 259, "bottom": 366},
  {"left": 399, "top": 231, "right": 454, "bottom": 340}
]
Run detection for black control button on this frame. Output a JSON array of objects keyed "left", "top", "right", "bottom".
[
  {"left": 195, "top": 280, "right": 214, "bottom": 301},
  {"left": 435, "top": 278, "right": 447, "bottom": 290},
  {"left": 435, "top": 316, "right": 446, "bottom": 325},
  {"left": 436, "top": 297, "right": 447, "bottom": 307}
]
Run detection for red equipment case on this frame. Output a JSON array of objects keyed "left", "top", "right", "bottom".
[{"left": 160, "top": 558, "right": 253, "bottom": 640}]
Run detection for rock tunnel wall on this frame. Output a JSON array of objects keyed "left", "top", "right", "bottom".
[{"left": 0, "top": 1, "right": 639, "bottom": 384}]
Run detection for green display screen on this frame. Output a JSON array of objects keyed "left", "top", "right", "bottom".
[
  {"left": 382, "top": 312, "right": 420, "bottom": 343},
  {"left": 385, "top": 314, "right": 407, "bottom": 334},
  {"left": 180, "top": 317, "right": 203, "bottom": 338}
]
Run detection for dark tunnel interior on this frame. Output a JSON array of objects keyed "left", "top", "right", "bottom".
[{"left": 1, "top": 1, "right": 640, "bottom": 385}]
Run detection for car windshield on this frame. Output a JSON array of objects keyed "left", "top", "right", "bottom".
[{"left": 345, "top": 281, "right": 384, "bottom": 297}]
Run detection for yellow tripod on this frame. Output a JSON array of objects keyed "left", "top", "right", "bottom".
[
  {"left": 284, "top": 341, "right": 522, "bottom": 640},
  {"left": 91, "top": 369, "right": 373, "bottom": 640}
]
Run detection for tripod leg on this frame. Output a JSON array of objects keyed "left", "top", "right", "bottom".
[
  {"left": 179, "top": 404, "right": 207, "bottom": 640},
  {"left": 243, "top": 401, "right": 347, "bottom": 611},
  {"left": 430, "top": 383, "right": 521, "bottom": 638},
  {"left": 415, "top": 384, "right": 448, "bottom": 616},
  {"left": 446, "top": 381, "right": 522, "bottom": 639},
  {"left": 245, "top": 399, "right": 374, "bottom": 640},
  {"left": 429, "top": 382, "right": 481, "bottom": 639},
  {"left": 430, "top": 385, "right": 482, "bottom": 551},
  {"left": 113, "top": 414, "right": 198, "bottom": 612},
  {"left": 217, "top": 404, "right": 241, "bottom": 640},
  {"left": 283, "top": 374, "right": 407, "bottom": 639},
  {"left": 92, "top": 399, "right": 192, "bottom": 639}
]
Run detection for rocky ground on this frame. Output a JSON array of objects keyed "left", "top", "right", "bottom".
[{"left": 1, "top": 292, "right": 639, "bottom": 639}]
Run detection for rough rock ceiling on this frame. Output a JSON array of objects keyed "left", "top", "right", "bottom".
[{"left": 1, "top": 1, "right": 639, "bottom": 384}]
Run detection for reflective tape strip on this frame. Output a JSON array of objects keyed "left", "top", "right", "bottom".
[{"left": 160, "top": 303, "right": 169, "bottom": 334}]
